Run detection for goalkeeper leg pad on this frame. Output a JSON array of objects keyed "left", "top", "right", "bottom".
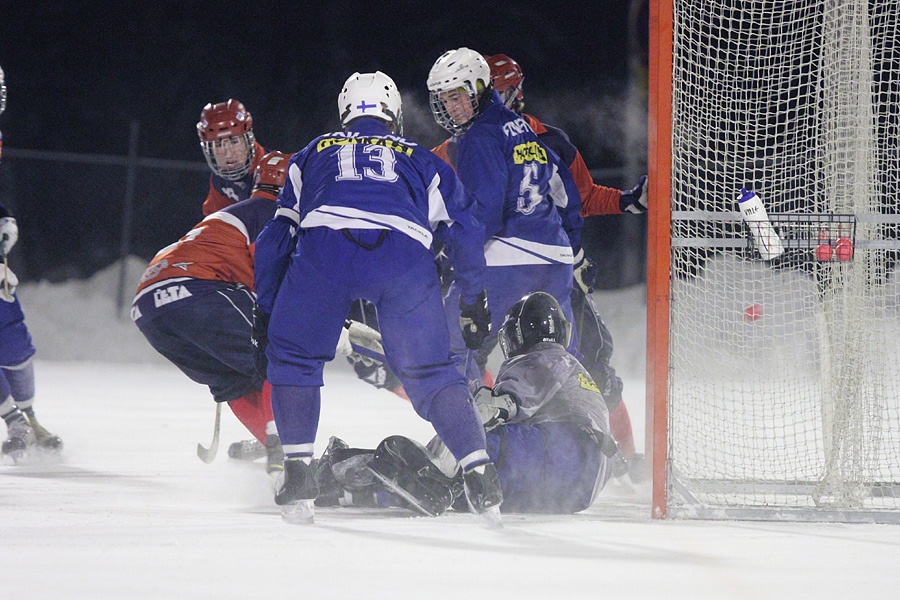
[{"left": 367, "top": 435, "right": 457, "bottom": 517}]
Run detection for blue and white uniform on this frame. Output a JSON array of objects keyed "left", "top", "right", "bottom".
[
  {"left": 255, "top": 116, "right": 490, "bottom": 467},
  {"left": 442, "top": 91, "right": 583, "bottom": 376}
]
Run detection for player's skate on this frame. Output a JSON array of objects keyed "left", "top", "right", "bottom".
[
  {"left": 23, "top": 408, "right": 63, "bottom": 452},
  {"left": 275, "top": 458, "right": 319, "bottom": 524},
  {"left": 265, "top": 434, "right": 284, "bottom": 474},
  {"left": 228, "top": 438, "right": 266, "bottom": 461},
  {"left": 463, "top": 462, "right": 503, "bottom": 528},
  {"left": 2, "top": 414, "right": 36, "bottom": 463},
  {"left": 367, "top": 435, "right": 457, "bottom": 516}
]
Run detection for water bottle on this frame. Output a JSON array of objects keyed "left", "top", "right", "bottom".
[{"left": 737, "top": 188, "right": 784, "bottom": 260}]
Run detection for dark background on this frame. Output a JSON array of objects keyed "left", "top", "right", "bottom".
[{"left": 0, "top": 1, "right": 648, "bottom": 288}]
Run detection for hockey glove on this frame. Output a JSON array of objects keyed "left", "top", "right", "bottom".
[
  {"left": 472, "top": 386, "right": 518, "bottom": 431},
  {"left": 0, "top": 217, "right": 18, "bottom": 258},
  {"left": 251, "top": 304, "right": 270, "bottom": 379},
  {"left": 0, "top": 264, "right": 18, "bottom": 302},
  {"left": 619, "top": 175, "right": 648, "bottom": 214},
  {"left": 459, "top": 289, "right": 491, "bottom": 350},
  {"left": 573, "top": 248, "right": 599, "bottom": 294},
  {"left": 350, "top": 355, "right": 402, "bottom": 392}
]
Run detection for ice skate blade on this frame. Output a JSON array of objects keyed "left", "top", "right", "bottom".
[
  {"left": 281, "top": 499, "right": 315, "bottom": 524},
  {"left": 478, "top": 505, "right": 503, "bottom": 529}
]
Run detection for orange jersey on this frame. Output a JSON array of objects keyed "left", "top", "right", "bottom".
[
  {"left": 202, "top": 141, "right": 268, "bottom": 216},
  {"left": 136, "top": 196, "right": 275, "bottom": 295}
]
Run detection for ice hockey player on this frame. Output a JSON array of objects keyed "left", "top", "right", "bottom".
[
  {"left": 0, "top": 64, "right": 63, "bottom": 462},
  {"left": 315, "top": 292, "right": 617, "bottom": 515},
  {"left": 197, "top": 99, "right": 268, "bottom": 216},
  {"left": 132, "top": 151, "right": 291, "bottom": 474},
  {"left": 252, "top": 71, "right": 502, "bottom": 525},
  {"left": 426, "top": 48, "right": 584, "bottom": 383},
  {"left": 482, "top": 53, "right": 646, "bottom": 475}
]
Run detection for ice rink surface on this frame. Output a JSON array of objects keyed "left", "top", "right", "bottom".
[{"left": 2, "top": 263, "right": 898, "bottom": 599}]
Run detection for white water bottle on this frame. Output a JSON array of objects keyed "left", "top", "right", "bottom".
[{"left": 738, "top": 188, "right": 784, "bottom": 260}]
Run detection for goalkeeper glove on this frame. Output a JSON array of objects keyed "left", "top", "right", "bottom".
[
  {"left": 472, "top": 386, "right": 518, "bottom": 431},
  {"left": 251, "top": 304, "right": 270, "bottom": 379},
  {"left": 573, "top": 248, "right": 598, "bottom": 294},
  {"left": 459, "top": 289, "right": 491, "bottom": 350},
  {"left": 619, "top": 175, "right": 648, "bottom": 214}
]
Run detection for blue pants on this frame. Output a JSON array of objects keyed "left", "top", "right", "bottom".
[
  {"left": 267, "top": 228, "right": 486, "bottom": 461},
  {"left": 443, "top": 263, "right": 578, "bottom": 378},
  {"left": 136, "top": 285, "right": 262, "bottom": 403},
  {"left": 487, "top": 421, "right": 604, "bottom": 513},
  {"left": 0, "top": 295, "right": 35, "bottom": 369}
]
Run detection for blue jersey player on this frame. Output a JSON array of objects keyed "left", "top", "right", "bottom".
[
  {"left": 253, "top": 71, "right": 502, "bottom": 525},
  {"left": 426, "top": 48, "right": 584, "bottom": 381},
  {"left": 0, "top": 65, "right": 62, "bottom": 462}
]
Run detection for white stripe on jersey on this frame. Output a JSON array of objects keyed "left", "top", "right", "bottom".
[
  {"left": 426, "top": 172, "right": 454, "bottom": 229},
  {"left": 547, "top": 164, "right": 570, "bottom": 209},
  {"left": 300, "top": 205, "right": 434, "bottom": 249},
  {"left": 483, "top": 236, "right": 575, "bottom": 266}
]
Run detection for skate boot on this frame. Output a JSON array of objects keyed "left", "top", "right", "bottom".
[
  {"left": 23, "top": 408, "right": 63, "bottom": 452},
  {"left": 463, "top": 462, "right": 503, "bottom": 528},
  {"left": 2, "top": 413, "right": 36, "bottom": 463},
  {"left": 265, "top": 434, "right": 284, "bottom": 474},
  {"left": 367, "top": 435, "right": 456, "bottom": 516},
  {"left": 228, "top": 438, "right": 266, "bottom": 461},
  {"left": 275, "top": 458, "right": 319, "bottom": 524}
]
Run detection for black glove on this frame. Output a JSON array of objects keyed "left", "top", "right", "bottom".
[
  {"left": 573, "top": 248, "right": 598, "bottom": 294},
  {"left": 619, "top": 175, "right": 648, "bottom": 214},
  {"left": 251, "top": 305, "right": 270, "bottom": 379},
  {"left": 459, "top": 289, "right": 491, "bottom": 350}
]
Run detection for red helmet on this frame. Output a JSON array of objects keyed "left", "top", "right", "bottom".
[
  {"left": 196, "top": 99, "right": 256, "bottom": 180},
  {"left": 251, "top": 151, "right": 291, "bottom": 200},
  {"left": 484, "top": 54, "right": 524, "bottom": 110}
]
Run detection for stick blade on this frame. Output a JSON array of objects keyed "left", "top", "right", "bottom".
[{"left": 197, "top": 441, "right": 218, "bottom": 463}]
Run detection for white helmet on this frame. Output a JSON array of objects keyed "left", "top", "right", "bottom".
[
  {"left": 0, "top": 65, "right": 6, "bottom": 116},
  {"left": 338, "top": 71, "right": 403, "bottom": 134},
  {"left": 426, "top": 48, "right": 491, "bottom": 135}
]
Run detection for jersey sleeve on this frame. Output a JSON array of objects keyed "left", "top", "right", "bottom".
[
  {"left": 254, "top": 154, "right": 305, "bottom": 313},
  {"left": 547, "top": 153, "right": 584, "bottom": 253},
  {"left": 570, "top": 151, "right": 623, "bottom": 216},
  {"left": 427, "top": 156, "right": 487, "bottom": 302}
]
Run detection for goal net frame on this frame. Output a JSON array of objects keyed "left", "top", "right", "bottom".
[{"left": 647, "top": 0, "right": 900, "bottom": 522}]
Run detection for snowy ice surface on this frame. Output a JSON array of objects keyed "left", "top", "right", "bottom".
[{"left": 2, "top": 259, "right": 898, "bottom": 599}]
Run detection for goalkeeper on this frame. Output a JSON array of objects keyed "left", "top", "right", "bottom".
[{"left": 316, "top": 292, "right": 617, "bottom": 515}]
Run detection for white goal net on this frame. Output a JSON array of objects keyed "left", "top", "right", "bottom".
[{"left": 664, "top": 0, "right": 900, "bottom": 521}]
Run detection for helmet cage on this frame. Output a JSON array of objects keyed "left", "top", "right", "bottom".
[
  {"left": 197, "top": 100, "right": 256, "bottom": 180},
  {"left": 427, "top": 48, "right": 491, "bottom": 135},
  {"left": 200, "top": 130, "right": 256, "bottom": 181}
]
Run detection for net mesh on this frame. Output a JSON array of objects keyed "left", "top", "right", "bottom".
[{"left": 668, "top": 0, "right": 900, "bottom": 515}]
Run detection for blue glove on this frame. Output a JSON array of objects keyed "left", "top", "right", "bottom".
[
  {"left": 573, "top": 248, "right": 598, "bottom": 294},
  {"left": 619, "top": 175, "right": 648, "bottom": 214},
  {"left": 459, "top": 289, "right": 491, "bottom": 350}
]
